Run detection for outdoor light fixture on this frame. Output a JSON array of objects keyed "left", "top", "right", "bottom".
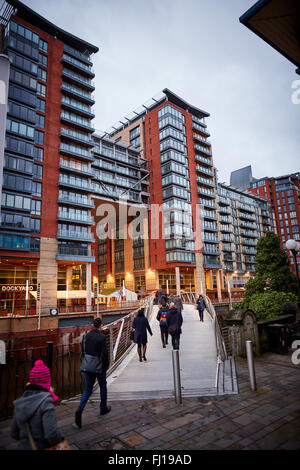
[{"left": 286, "top": 239, "right": 300, "bottom": 296}]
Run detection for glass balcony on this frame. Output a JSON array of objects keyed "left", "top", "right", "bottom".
[
  {"left": 201, "top": 210, "right": 217, "bottom": 220},
  {"left": 57, "top": 194, "right": 94, "bottom": 208},
  {"left": 197, "top": 176, "right": 215, "bottom": 187},
  {"left": 193, "top": 133, "right": 211, "bottom": 146},
  {"left": 56, "top": 246, "right": 95, "bottom": 262},
  {"left": 239, "top": 203, "right": 255, "bottom": 213},
  {"left": 204, "top": 222, "right": 218, "bottom": 231},
  {"left": 241, "top": 238, "right": 257, "bottom": 246},
  {"left": 60, "top": 128, "right": 94, "bottom": 147},
  {"left": 64, "top": 44, "right": 93, "bottom": 66},
  {"left": 194, "top": 143, "right": 212, "bottom": 156},
  {"left": 61, "top": 82, "right": 95, "bottom": 104},
  {"left": 198, "top": 187, "right": 216, "bottom": 198},
  {"left": 59, "top": 159, "right": 93, "bottom": 177},
  {"left": 198, "top": 198, "right": 216, "bottom": 209},
  {"left": 202, "top": 234, "right": 219, "bottom": 243},
  {"left": 240, "top": 229, "right": 257, "bottom": 238},
  {"left": 57, "top": 211, "right": 94, "bottom": 224},
  {"left": 60, "top": 112, "right": 95, "bottom": 133},
  {"left": 57, "top": 229, "right": 94, "bottom": 242},
  {"left": 220, "top": 225, "right": 233, "bottom": 233},
  {"left": 218, "top": 196, "right": 230, "bottom": 206},
  {"left": 59, "top": 142, "right": 94, "bottom": 161},
  {"left": 195, "top": 165, "right": 214, "bottom": 177},
  {"left": 61, "top": 96, "right": 95, "bottom": 119},
  {"left": 58, "top": 175, "right": 92, "bottom": 192},
  {"left": 192, "top": 122, "right": 210, "bottom": 136},
  {"left": 62, "top": 54, "right": 95, "bottom": 78},
  {"left": 195, "top": 154, "right": 213, "bottom": 167}
]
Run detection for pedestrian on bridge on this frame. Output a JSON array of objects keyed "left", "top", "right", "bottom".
[
  {"left": 196, "top": 295, "right": 207, "bottom": 322},
  {"left": 167, "top": 302, "right": 183, "bottom": 350},
  {"left": 75, "top": 317, "right": 111, "bottom": 429},
  {"left": 174, "top": 295, "right": 183, "bottom": 314},
  {"left": 157, "top": 295, "right": 169, "bottom": 348},
  {"left": 132, "top": 307, "right": 153, "bottom": 362}
]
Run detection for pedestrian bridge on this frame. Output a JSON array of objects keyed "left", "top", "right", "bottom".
[{"left": 90, "top": 296, "right": 238, "bottom": 401}]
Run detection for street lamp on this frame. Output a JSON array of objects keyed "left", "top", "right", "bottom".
[{"left": 286, "top": 239, "right": 300, "bottom": 296}]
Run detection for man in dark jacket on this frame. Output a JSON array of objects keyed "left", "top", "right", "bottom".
[
  {"left": 75, "top": 317, "right": 110, "bottom": 428},
  {"left": 166, "top": 303, "right": 183, "bottom": 350},
  {"left": 156, "top": 295, "right": 169, "bottom": 348},
  {"left": 196, "top": 295, "right": 206, "bottom": 322}
]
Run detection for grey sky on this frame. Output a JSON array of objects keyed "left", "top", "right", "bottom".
[{"left": 25, "top": 0, "right": 300, "bottom": 184}]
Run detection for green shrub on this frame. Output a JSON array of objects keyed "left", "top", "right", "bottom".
[{"left": 247, "top": 291, "right": 298, "bottom": 321}]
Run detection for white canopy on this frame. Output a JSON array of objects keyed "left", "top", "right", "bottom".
[{"left": 108, "top": 288, "right": 138, "bottom": 301}]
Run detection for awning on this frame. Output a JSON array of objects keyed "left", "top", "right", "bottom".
[{"left": 30, "top": 290, "right": 108, "bottom": 300}]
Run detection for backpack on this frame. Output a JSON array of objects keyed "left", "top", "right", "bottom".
[{"left": 160, "top": 310, "right": 168, "bottom": 326}]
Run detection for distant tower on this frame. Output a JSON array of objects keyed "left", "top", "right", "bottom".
[{"left": 230, "top": 165, "right": 253, "bottom": 190}]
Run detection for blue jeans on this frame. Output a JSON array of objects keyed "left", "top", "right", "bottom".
[{"left": 77, "top": 370, "right": 107, "bottom": 414}]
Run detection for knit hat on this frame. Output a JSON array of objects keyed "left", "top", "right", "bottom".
[{"left": 29, "top": 360, "right": 58, "bottom": 402}]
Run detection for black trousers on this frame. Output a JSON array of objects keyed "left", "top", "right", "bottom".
[
  {"left": 160, "top": 324, "right": 168, "bottom": 345},
  {"left": 171, "top": 333, "right": 180, "bottom": 350},
  {"left": 198, "top": 309, "right": 204, "bottom": 321}
]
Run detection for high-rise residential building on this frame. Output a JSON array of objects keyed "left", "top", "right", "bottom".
[
  {"left": 216, "top": 183, "right": 276, "bottom": 295},
  {"left": 0, "top": 0, "right": 98, "bottom": 315},
  {"left": 90, "top": 133, "right": 150, "bottom": 294},
  {"left": 248, "top": 172, "right": 300, "bottom": 277},
  {"left": 107, "top": 88, "right": 219, "bottom": 295}
]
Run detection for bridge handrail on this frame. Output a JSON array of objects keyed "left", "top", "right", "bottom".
[{"left": 102, "top": 294, "right": 154, "bottom": 376}]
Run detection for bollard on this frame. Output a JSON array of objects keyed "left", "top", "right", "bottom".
[
  {"left": 246, "top": 340, "right": 257, "bottom": 392},
  {"left": 46, "top": 341, "right": 54, "bottom": 373},
  {"left": 172, "top": 349, "right": 182, "bottom": 404}
]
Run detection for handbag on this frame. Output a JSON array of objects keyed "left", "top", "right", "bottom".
[
  {"left": 25, "top": 422, "right": 70, "bottom": 451},
  {"left": 80, "top": 334, "right": 102, "bottom": 374}
]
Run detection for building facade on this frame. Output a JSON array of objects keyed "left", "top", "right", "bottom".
[
  {"left": 249, "top": 172, "right": 300, "bottom": 277},
  {"left": 0, "top": 0, "right": 98, "bottom": 315}
]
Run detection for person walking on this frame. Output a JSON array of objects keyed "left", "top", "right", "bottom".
[
  {"left": 174, "top": 295, "right": 183, "bottom": 314},
  {"left": 156, "top": 295, "right": 169, "bottom": 348},
  {"left": 196, "top": 294, "right": 207, "bottom": 322},
  {"left": 166, "top": 302, "right": 183, "bottom": 350},
  {"left": 75, "top": 317, "right": 110, "bottom": 429},
  {"left": 11, "top": 360, "right": 63, "bottom": 450},
  {"left": 132, "top": 307, "right": 153, "bottom": 361}
]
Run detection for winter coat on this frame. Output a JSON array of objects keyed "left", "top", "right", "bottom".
[
  {"left": 196, "top": 298, "right": 206, "bottom": 312},
  {"left": 132, "top": 315, "right": 152, "bottom": 345},
  {"left": 174, "top": 297, "right": 183, "bottom": 313},
  {"left": 82, "top": 328, "right": 109, "bottom": 370},
  {"left": 11, "top": 384, "right": 62, "bottom": 450},
  {"left": 166, "top": 307, "right": 183, "bottom": 335}
]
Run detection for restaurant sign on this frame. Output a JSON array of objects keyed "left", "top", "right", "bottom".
[{"left": 1, "top": 285, "right": 34, "bottom": 292}]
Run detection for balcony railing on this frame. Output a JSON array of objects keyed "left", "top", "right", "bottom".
[
  {"left": 61, "top": 82, "right": 95, "bottom": 104},
  {"left": 62, "top": 54, "right": 95, "bottom": 77},
  {"left": 198, "top": 198, "right": 216, "bottom": 209},
  {"left": 196, "top": 165, "right": 214, "bottom": 176},
  {"left": 57, "top": 246, "right": 95, "bottom": 261},
  {"left": 195, "top": 154, "right": 213, "bottom": 166},
  {"left": 57, "top": 230, "right": 94, "bottom": 241},
  {"left": 57, "top": 195, "right": 94, "bottom": 208},
  {"left": 194, "top": 143, "right": 212, "bottom": 155},
  {"left": 57, "top": 212, "right": 94, "bottom": 224}
]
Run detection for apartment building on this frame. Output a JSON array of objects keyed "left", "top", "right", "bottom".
[{"left": 0, "top": 0, "right": 98, "bottom": 315}]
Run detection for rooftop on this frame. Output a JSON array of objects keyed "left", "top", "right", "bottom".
[{"left": 4, "top": 0, "right": 99, "bottom": 54}]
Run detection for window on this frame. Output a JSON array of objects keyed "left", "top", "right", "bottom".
[
  {"left": 38, "top": 67, "right": 47, "bottom": 82},
  {"left": 33, "top": 146, "right": 43, "bottom": 162},
  {"left": 5, "top": 135, "right": 34, "bottom": 157},
  {"left": 36, "top": 98, "right": 45, "bottom": 113},
  {"left": 31, "top": 199, "right": 41, "bottom": 215},
  {"left": 290, "top": 211, "right": 296, "bottom": 218},
  {"left": 8, "top": 50, "right": 38, "bottom": 75},
  {"left": 30, "top": 218, "right": 41, "bottom": 233},
  {"left": 0, "top": 233, "right": 30, "bottom": 251},
  {"left": 292, "top": 226, "right": 299, "bottom": 233},
  {"left": 7, "top": 27, "right": 39, "bottom": 60},
  {"left": 34, "top": 129, "right": 44, "bottom": 145},
  {"left": 39, "top": 38, "right": 48, "bottom": 53},
  {"left": 7, "top": 101, "right": 36, "bottom": 124},
  {"left": 9, "top": 67, "right": 37, "bottom": 90},
  {"left": 30, "top": 237, "right": 40, "bottom": 253},
  {"left": 2, "top": 191, "right": 31, "bottom": 211},
  {"left": 37, "top": 82, "right": 46, "bottom": 97},
  {"left": 35, "top": 114, "right": 45, "bottom": 129},
  {"left": 4, "top": 154, "right": 33, "bottom": 174},
  {"left": 38, "top": 53, "right": 47, "bottom": 67},
  {"left": 3, "top": 172, "right": 32, "bottom": 192},
  {"left": 8, "top": 84, "right": 36, "bottom": 108},
  {"left": 9, "top": 21, "right": 39, "bottom": 44},
  {"left": 32, "top": 181, "right": 42, "bottom": 197},
  {"left": 6, "top": 118, "right": 34, "bottom": 139},
  {"left": 33, "top": 164, "right": 43, "bottom": 179},
  {"left": 1, "top": 211, "right": 31, "bottom": 230}
]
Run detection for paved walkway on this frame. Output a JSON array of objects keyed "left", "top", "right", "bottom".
[
  {"left": 1, "top": 351, "right": 299, "bottom": 450},
  {"left": 96, "top": 304, "right": 219, "bottom": 401}
]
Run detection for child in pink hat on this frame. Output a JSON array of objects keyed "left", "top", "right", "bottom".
[{"left": 29, "top": 360, "right": 58, "bottom": 402}]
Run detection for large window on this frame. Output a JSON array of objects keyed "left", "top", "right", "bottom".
[
  {"left": 2, "top": 192, "right": 31, "bottom": 211},
  {"left": 1, "top": 212, "right": 30, "bottom": 230},
  {"left": 7, "top": 50, "right": 38, "bottom": 75},
  {"left": 35, "top": 114, "right": 45, "bottom": 129},
  {"left": 38, "top": 52, "right": 47, "bottom": 67},
  {"left": 7, "top": 101, "right": 36, "bottom": 124},
  {"left": 37, "top": 82, "right": 46, "bottom": 97},
  {"left": 158, "top": 104, "right": 184, "bottom": 122},
  {"left": 33, "top": 163, "right": 43, "bottom": 179},
  {"left": 31, "top": 199, "right": 41, "bottom": 215},
  {"left": 0, "top": 233, "right": 30, "bottom": 250},
  {"left": 38, "top": 67, "right": 47, "bottom": 82},
  {"left": 4, "top": 154, "right": 33, "bottom": 174},
  {"left": 32, "top": 181, "right": 42, "bottom": 197},
  {"left": 39, "top": 38, "right": 48, "bottom": 53},
  {"left": 8, "top": 84, "right": 36, "bottom": 108},
  {"left": 10, "top": 67, "right": 37, "bottom": 90},
  {"left": 5, "top": 135, "right": 34, "bottom": 157},
  {"left": 3, "top": 172, "right": 32, "bottom": 193},
  {"left": 36, "top": 98, "right": 45, "bottom": 113},
  {"left": 6, "top": 118, "right": 34, "bottom": 139},
  {"left": 30, "top": 218, "right": 41, "bottom": 233},
  {"left": 9, "top": 21, "right": 39, "bottom": 44},
  {"left": 33, "top": 146, "right": 43, "bottom": 162},
  {"left": 34, "top": 129, "right": 44, "bottom": 145},
  {"left": 6, "top": 29, "right": 39, "bottom": 60}
]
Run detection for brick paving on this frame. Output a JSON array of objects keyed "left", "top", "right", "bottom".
[{"left": 0, "top": 352, "right": 299, "bottom": 450}]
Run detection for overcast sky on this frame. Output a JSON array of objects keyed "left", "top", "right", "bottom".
[{"left": 25, "top": 0, "right": 300, "bottom": 184}]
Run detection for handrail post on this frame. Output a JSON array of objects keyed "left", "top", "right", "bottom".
[
  {"left": 172, "top": 350, "right": 182, "bottom": 404},
  {"left": 46, "top": 341, "right": 54, "bottom": 373}
]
